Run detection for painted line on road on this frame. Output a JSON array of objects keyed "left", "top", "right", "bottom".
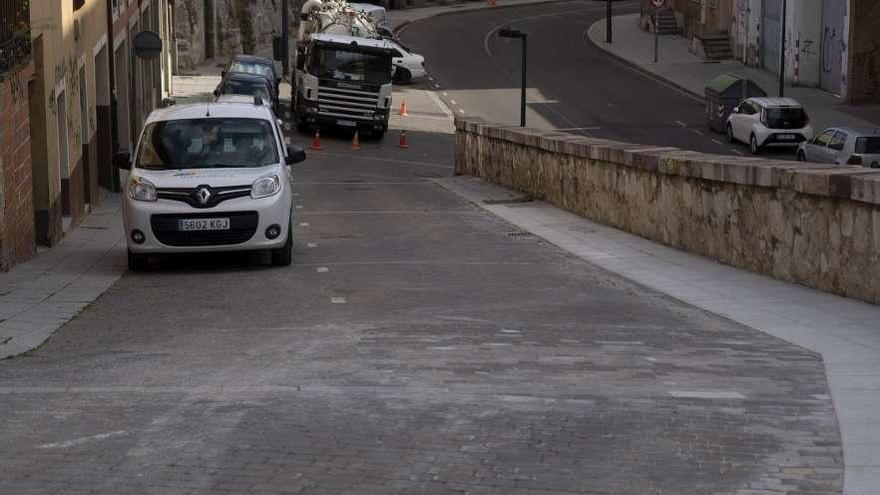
[
  {"left": 296, "top": 205, "right": 304, "bottom": 209},
  {"left": 330, "top": 297, "right": 347, "bottom": 304},
  {"left": 675, "top": 120, "right": 687, "bottom": 127},
  {"left": 458, "top": 109, "right": 466, "bottom": 114},
  {"left": 307, "top": 242, "right": 318, "bottom": 248},
  {"left": 427, "top": 90, "right": 455, "bottom": 119},
  {"left": 38, "top": 431, "right": 128, "bottom": 449},
  {"left": 317, "top": 267, "right": 330, "bottom": 273},
  {"left": 450, "top": 99, "right": 457, "bottom": 105},
  {"left": 712, "top": 139, "right": 724, "bottom": 145},
  {"left": 731, "top": 149, "right": 744, "bottom": 155},
  {"left": 668, "top": 390, "right": 746, "bottom": 400},
  {"left": 692, "top": 129, "right": 705, "bottom": 136},
  {"left": 299, "top": 222, "right": 310, "bottom": 227}
]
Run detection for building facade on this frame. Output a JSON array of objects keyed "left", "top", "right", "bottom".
[{"left": 0, "top": 0, "right": 37, "bottom": 269}]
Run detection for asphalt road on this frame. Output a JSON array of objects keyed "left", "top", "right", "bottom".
[
  {"left": 398, "top": 0, "right": 790, "bottom": 158},
  {"left": 0, "top": 122, "right": 841, "bottom": 493}
]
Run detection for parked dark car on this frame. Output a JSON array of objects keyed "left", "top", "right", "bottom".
[
  {"left": 223, "top": 55, "right": 280, "bottom": 97},
  {"left": 215, "top": 73, "right": 278, "bottom": 113}
]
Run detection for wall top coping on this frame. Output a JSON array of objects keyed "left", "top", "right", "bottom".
[{"left": 456, "top": 117, "right": 880, "bottom": 206}]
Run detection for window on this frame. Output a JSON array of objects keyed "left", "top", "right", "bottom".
[
  {"left": 79, "top": 64, "right": 89, "bottom": 141},
  {"left": 814, "top": 131, "right": 834, "bottom": 147},
  {"left": 137, "top": 118, "right": 280, "bottom": 170},
  {"left": 74, "top": 0, "right": 86, "bottom": 11},
  {"left": 56, "top": 90, "right": 70, "bottom": 181},
  {"left": 855, "top": 137, "right": 880, "bottom": 154},
  {"left": 828, "top": 132, "right": 847, "bottom": 151},
  {"left": 763, "top": 107, "right": 808, "bottom": 129}
]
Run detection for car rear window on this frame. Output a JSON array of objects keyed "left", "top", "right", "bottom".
[
  {"left": 764, "top": 107, "right": 808, "bottom": 129},
  {"left": 231, "top": 62, "right": 274, "bottom": 80},
  {"left": 137, "top": 118, "right": 279, "bottom": 169},
  {"left": 223, "top": 80, "right": 271, "bottom": 102},
  {"left": 855, "top": 136, "right": 880, "bottom": 154}
]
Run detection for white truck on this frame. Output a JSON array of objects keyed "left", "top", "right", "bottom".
[{"left": 294, "top": 0, "right": 395, "bottom": 139}]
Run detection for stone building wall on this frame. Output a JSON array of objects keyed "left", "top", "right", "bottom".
[
  {"left": 455, "top": 118, "right": 880, "bottom": 305},
  {"left": 175, "top": 0, "right": 292, "bottom": 70}
]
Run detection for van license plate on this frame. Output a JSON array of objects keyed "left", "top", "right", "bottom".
[
  {"left": 778, "top": 134, "right": 796, "bottom": 140},
  {"left": 178, "top": 218, "right": 230, "bottom": 231},
  {"left": 337, "top": 120, "right": 356, "bottom": 127}
]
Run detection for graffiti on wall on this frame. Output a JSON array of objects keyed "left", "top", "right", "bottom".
[{"left": 48, "top": 55, "right": 82, "bottom": 147}]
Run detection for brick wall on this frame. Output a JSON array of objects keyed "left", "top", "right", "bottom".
[
  {"left": 847, "top": 0, "right": 880, "bottom": 104},
  {"left": 0, "top": 62, "right": 37, "bottom": 270}
]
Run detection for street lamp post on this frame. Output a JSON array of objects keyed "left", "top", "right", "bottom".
[
  {"left": 778, "top": 0, "right": 786, "bottom": 97},
  {"left": 499, "top": 27, "right": 527, "bottom": 127}
]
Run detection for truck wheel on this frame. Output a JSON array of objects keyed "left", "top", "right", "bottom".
[
  {"left": 750, "top": 134, "right": 761, "bottom": 155},
  {"left": 128, "top": 250, "right": 149, "bottom": 272},
  {"left": 271, "top": 221, "right": 293, "bottom": 267}
]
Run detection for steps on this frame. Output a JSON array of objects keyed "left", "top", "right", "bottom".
[
  {"left": 698, "top": 34, "right": 733, "bottom": 60},
  {"left": 655, "top": 9, "right": 679, "bottom": 35}
]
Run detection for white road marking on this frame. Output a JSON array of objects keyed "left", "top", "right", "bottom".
[
  {"left": 458, "top": 109, "right": 466, "bottom": 114},
  {"left": 450, "top": 99, "right": 457, "bottom": 105},
  {"left": 38, "top": 430, "right": 128, "bottom": 449},
  {"left": 712, "top": 139, "right": 724, "bottom": 145},
  {"left": 293, "top": 193, "right": 300, "bottom": 197},
  {"left": 500, "top": 328, "right": 521, "bottom": 334},
  {"left": 426, "top": 90, "right": 455, "bottom": 119},
  {"left": 692, "top": 129, "right": 705, "bottom": 136},
  {"left": 307, "top": 242, "right": 318, "bottom": 248},
  {"left": 296, "top": 205, "right": 303, "bottom": 209},
  {"left": 442, "top": 92, "right": 448, "bottom": 96},
  {"left": 299, "top": 222, "right": 309, "bottom": 227},
  {"left": 428, "top": 76, "right": 434, "bottom": 81},
  {"left": 330, "top": 297, "right": 347, "bottom": 304},
  {"left": 317, "top": 267, "right": 330, "bottom": 273},
  {"left": 434, "top": 83, "right": 440, "bottom": 88},
  {"left": 732, "top": 148, "right": 744, "bottom": 155},
  {"left": 675, "top": 120, "right": 687, "bottom": 127}
]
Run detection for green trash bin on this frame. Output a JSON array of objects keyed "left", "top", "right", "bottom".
[{"left": 705, "top": 74, "right": 767, "bottom": 133}]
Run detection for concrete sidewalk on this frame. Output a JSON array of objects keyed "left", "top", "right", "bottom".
[
  {"left": 0, "top": 196, "right": 126, "bottom": 359},
  {"left": 588, "top": 13, "right": 879, "bottom": 132},
  {"left": 390, "top": 0, "right": 568, "bottom": 30},
  {"left": 440, "top": 175, "right": 880, "bottom": 495}
]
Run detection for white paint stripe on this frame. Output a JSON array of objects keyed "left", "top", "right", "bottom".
[
  {"left": 330, "top": 297, "right": 347, "bottom": 304},
  {"left": 450, "top": 99, "right": 457, "bottom": 105},
  {"left": 426, "top": 89, "right": 455, "bottom": 119},
  {"left": 317, "top": 267, "right": 330, "bottom": 273},
  {"left": 712, "top": 139, "right": 724, "bottom": 145},
  {"left": 293, "top": 193, "right": 300, "bottom": 196},
  {"left": 434, "top": 84, "right": 441, "bottom": 88},
  {"left": 692, "top": 129, "right": 705, "bottom": 136},
  {"left": 458, "top": 109, "right": 466, "bottom": 114},
  {"left": 296, "top": 205, "right": 304, "bottom": 209},
  {"left": 38, "top": 430, "right": 128, "bottom": 449},
  {"left": 307, "top": 242, "right": 318, "bottom": 248},
  {"left": 732, "top": 149, "right": 744, "bottom": 155},
  {"left": 299, "top": 222, "right": 309, "bottom": 227},
  {"left": 675, "top": 120, "right": 687, "bottom": 127}
]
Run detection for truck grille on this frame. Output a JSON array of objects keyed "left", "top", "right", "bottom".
[
  {"left": 151, "top": 211, "right": 258, "bottom": 247},
  {"left": 317, "top": 86, "right": 381, "bottom": 121}
]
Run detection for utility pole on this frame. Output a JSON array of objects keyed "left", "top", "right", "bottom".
[
  {"left": 282, "top": 0, "right": 290, "bottom": 77},
  {"left": 606, "top": 0, "right": 612, "bottom": 43},
  {"left": 778, "top": 0, "right": 786, "bottom": 97}
]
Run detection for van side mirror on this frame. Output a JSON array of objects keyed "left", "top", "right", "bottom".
[
  {"left": 732, "top": 107, "right": 740, "bottom": 114},
  {"left": 113, "top": 151, "right": 131, "bottom": 170},
  {"left": 286, "top": 146, "right": 306, "bottom": 165}
]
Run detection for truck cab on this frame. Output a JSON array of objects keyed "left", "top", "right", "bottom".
[{"left": 295, "top": 33, "right": 394, "bottom": 139}]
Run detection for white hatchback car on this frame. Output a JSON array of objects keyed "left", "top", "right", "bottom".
[
  {"left": 387, "top": 40, "right": 426, "bottom": 84},
  {"left": 115, "top": 99, "right": 306, "bottom": 270},
  {"left": 726, "top": 97, "right": 814, "bottom": 154}
]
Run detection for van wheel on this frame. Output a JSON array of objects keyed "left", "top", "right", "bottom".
[
  {"left": 726, "top": 124, "right": 735, "bottom": 143},
  {"left": 750, "top": 134, "right": 761, "bottom": 155},
  {"left": 271, "top": 221, "right": 293, "bottom": 267},
  {"left": 128, "top": 250, "right": 149, "bottom": 272},
  {"left": 394, "top": 68, "right": 412, "bottom": 84}
]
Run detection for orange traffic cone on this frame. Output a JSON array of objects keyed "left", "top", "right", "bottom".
[
  {"left": 398, "top": 130, "right": 409, "bottom": 149},
  {"left": 310, "top": 130, "right": 323, "bottom": 150},
  {"left": 351, "top": 131, "right": 362, "bottom": 150},
  {"left": 399, "top": 98, "right": 408, "bottom": 117}
]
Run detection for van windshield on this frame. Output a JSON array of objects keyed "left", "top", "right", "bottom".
[
  {"left": 137, "top": 118, "right": 279, "bottom": 170},
  {"left": 309, "top": 46, "right": 391, "bottom": 84},
  {"left": 763, "top": 107, "right": 808, "bottom": 129}
]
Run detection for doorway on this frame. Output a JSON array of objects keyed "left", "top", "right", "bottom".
[
  {"left": 761, "top": 0, "right": 782, "bottom": 75},
  {"left": 820, "top": 0, "right": 845, "bottom": 95}
]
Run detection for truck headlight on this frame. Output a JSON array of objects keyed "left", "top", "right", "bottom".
[
  {"left": 128, "top": 177, "right": 157, "bottom": 202},
  {"left": 251, "top": 174, "right": 281, "bottom": 199}
]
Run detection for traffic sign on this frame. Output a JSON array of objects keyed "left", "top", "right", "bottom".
[{"left": 651, "top": 0, "right": 665, "bottom": 7}]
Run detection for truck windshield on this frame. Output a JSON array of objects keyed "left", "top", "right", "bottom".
[
  {"left": 763, "top": 107, "right": 808, "bottom": 129},
  {"left": 137, "top": 118, "right": 279, "bottom": 169},
  {"left": 309, "top": 46, "right": 391, "bottom": 84}
]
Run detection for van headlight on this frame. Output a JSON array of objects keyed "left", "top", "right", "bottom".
[
  {"left": 128, "top": 177, "right": 157, "bottom": 202},
  {"left": 251, "top": 174, "right": 281, "bottom": 199}
]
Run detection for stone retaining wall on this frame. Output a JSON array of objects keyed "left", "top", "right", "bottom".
[{"left": 455, "top": 118, "right": 880, "bottom": 305}]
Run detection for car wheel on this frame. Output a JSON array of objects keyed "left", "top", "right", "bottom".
[
  {"left": 750, "top": 134, "right": 761, "bottom": 155},
  {"left": 271, "top": 221, "right": 293, "bottom": 267},
  {"left": 726, "top": 124, "right": 735, "bottom": 143},
  {"left": 394, "top": 67, "right": 412, "bottom": 84},
  {"left": 797, "top": 150, "right": 806, "bottom": 162},
  {"left": 128, "top": 250, "right": 149, "bottom": 272}
]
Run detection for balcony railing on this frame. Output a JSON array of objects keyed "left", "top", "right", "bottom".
[{"left": 0, "top": 0, "right": 31, "bottom": 74}]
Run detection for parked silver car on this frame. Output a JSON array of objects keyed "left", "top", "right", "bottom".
[{"left": 797, "top": 127, "right": 880, "bottom": 168}]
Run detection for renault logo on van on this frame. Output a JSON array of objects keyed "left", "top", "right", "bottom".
[{"left": 196, "top": 186, "right": 212, "bottom": 205}]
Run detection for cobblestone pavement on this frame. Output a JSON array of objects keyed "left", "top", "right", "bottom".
[{"left": 0, "top": 129, "right": 843, "bottom": 494}]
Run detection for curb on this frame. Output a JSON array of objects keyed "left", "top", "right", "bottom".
[{"left": 584, "top": 17, "right": 704, "bottom": 103}]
